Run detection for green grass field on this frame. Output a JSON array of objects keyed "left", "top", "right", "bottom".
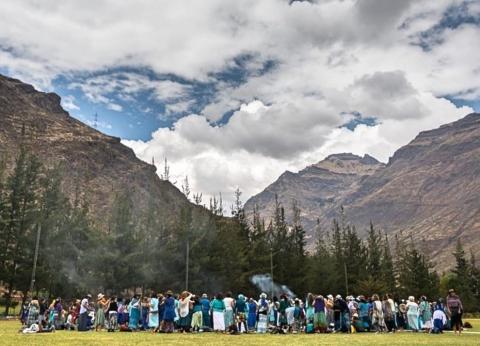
[{"left": 1, "top": 320, "right": 479, "bottom": 346}]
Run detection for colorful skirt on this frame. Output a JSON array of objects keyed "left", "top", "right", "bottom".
[
  {"left": 257, "top": 314, "right": 268, "bottom": 333},
  {"left": 95, "top": 308, "right": 105, "bottom": 327},
  {"left": 314, "top": 311, "right": 327, "bottom": 328},
  {"left": 191, "top": 311, "right": 203, "bottom": 329}
]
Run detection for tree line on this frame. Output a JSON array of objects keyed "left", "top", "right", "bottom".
[{"left": 1, "top": 145, "right": 479, "bottom": 315}]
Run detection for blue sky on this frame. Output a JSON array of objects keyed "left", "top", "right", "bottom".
[
  {"left": 0, "top": 0, "right": 479, "bottom": 205},
  {"left": 44, "top": 57, "right": 278, "bottom": 141}
]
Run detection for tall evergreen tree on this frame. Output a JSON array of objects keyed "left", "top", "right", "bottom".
[
  {"left": 308, "top": 219, "right": 337, "bottom": 294},
  {"left": 366, "top": 222, "right": 382, "bottom": 273},
  {"left": 101, "top": 190, "right": 140, "bottom": 292},
  {"left": 288, "top": 200, "right": 307, "bottom": 294},
  {"left": 449, "top": 240, "right": 477, "bottom": 311},
  {"left": 0, "top": 146, "right": 41, "bottom": 315},
  {"left": 380, "top": 234, "right": 396, "bottom": 293}
]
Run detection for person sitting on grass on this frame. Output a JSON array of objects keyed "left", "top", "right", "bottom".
[{"left": 432, "top": 303, "right": 447, "bottom": 334}]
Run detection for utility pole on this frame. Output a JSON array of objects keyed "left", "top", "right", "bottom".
[
  {"left": 270, "top": 248, "right": 274, "bottom": 298},
  {"left": 29, "top": 224, "right": 42, "bottom": 295},
  {"left": 185, "top": 237, "right": 189, "bottom": 291},
  {"left": 344, "top": 262, "right": 349, "bottom": 296},
  {"left": 94, "top": 112, "right": 98, "bottom": 129}
]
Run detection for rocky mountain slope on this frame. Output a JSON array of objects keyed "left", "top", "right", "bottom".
[
  {"left": 245, "top": 113, "right": 480, "bottom": 267},
  {"left": 245, "top": 153, "right": 385, "bottom": 234},
  {"left": 0, "top": 74, "right": 192, "bottom": 230}
]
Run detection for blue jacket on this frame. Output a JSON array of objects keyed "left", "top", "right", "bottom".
[{"left": 163, "top": 297, "right": 176, "bottom": 322}]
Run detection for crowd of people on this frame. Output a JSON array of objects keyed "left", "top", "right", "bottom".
[{"left": 20, "top": 288, "right": 465, "bottom": 336}]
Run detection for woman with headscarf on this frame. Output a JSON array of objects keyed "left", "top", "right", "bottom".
[
  {"left": 211, "top": 293, "right": 226, "bottom": 332},
  {"left": 432, "top": 302, "right": 447, "bottom": 334},
  {"left": 357, "top": 296, "right": 370, "bottom": 331},
  {"left": 406, "top": 296, "right": 419, "bottom": 332},
  {"left": 148, "top": 292, "right": 159, "bottom": 331},
  {"left": 257, "top": 293, "right": 269, "bottom": 333},
  {"left": 128, "top": 295, "right": 141, "bottom": 331},
  {"left": 334, "top": 295, "right": 349, "bottom": 332},
  {"left": 419, "top": 296, "right": 432, "bottom": 333},
  {"left": 26, "top": 298, "right": 40, "bottom": 328},
  {"left": 325, "top": 294, "right": 334, "bottom": 330},
  {"left": 247, "top": 297, "right": 258, "bottom": 331},
  {"left": 235, "top": 294, "right": 248, "bottom": 332},
  {"left": 200, "top": 293, "right": 211, "bottom": 330},
  {"left": 371, "top": 294, "right": 386, "bottom": 333},
  {"left": 446, "top": 289, "right": 463, "bottom": 335},
  {"left": 190, "top": 295, "right": 203, "bottom": 332},
  {"left": 162, "top": 290, "right": 176, "bottom": 333}
]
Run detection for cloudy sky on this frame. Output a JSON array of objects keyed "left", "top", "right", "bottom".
[{"left": 1, "top": 0, "right": 479, "bottom": 208}]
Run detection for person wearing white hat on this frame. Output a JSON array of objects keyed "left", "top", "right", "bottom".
[
  {"left": 406, "top": 296, "right": 419, "bottom": 332},
  {"left": 78, "top": 294, "right": 92, "bottom": 331},
  {"left": 95, "top": 293, "right": 109, "bottom": 331},
  {"left": 325, "top": 294, "right": 335, "bottom": 330}
]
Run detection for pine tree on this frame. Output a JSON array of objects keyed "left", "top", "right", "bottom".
[
  {"left": 395, "top": 237, "right": 438, "bottom": 299},
  {"left": 366, "top": 222, "right": 382, "bottom": 273},
  {"left": 247, "top": 205, "right": 270, "bottom": 282},
  {"left": 288, "top": 200, "right": 307, "bottom": 294},
  {"left": 380, "top": 234, "right": 396, "bottom": 293},
  {"left": 331, "top": 218, "right": 345, "bottom": 293},
  {"left": 0, "top": 146, "right": 41, "bottom": 315},
  {"left": 450, "top": 240, "right": 476, "bottom": 311},
  {"left": 308, "top": 219, "right": 337, "bottom": 294},
  {"left": 270, "top": 195, "right": 290, "bottom": 285},
  {"left": 35, "top": 165, "right": 71, "bottom": 296},
  {"left": 342, "top": 224, "right": 367, "bottom": 295},
  {"left": 101, "top": 190, "right": 140, "bottom": 292},
  {"left": 469, "top": 251, "right": 480, "bottom": 311}
]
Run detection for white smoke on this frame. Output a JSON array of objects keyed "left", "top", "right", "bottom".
[{"left": 250, "top": 274, "right": 296, "bottom": 298}]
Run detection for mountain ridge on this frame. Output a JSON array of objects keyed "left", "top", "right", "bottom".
[
  {"left": 0, "top": 73, "right": 194, "bottom": 232},
  {"left": 245, "top": 113, "right": 480, "bottom": 268}
]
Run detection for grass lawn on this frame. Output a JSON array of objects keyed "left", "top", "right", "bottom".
[{"left": 0, "top": 320, "right": 479, "bottom": 346}]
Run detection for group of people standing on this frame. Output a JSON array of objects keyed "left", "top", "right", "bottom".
[{"left": 21, "top": 288, "right": 465, "bottom": 336}]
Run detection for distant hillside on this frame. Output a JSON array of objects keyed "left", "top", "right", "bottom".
[
  {"left": 245, "top": 113, "right": 480, "bottom": 268},
  {"left": 0, "top": 74, "right": 192, "bottom": 231},
  {"left": 245, "top": 153, "right": 385, "bottom": 236}
]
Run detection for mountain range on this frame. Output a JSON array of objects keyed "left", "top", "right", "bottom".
[
  {"left": 1, "top": 73, "right": 478, "bottom": 269},
  {"left": 245, "top": 113, "right": 480, "bottom": 268}
]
